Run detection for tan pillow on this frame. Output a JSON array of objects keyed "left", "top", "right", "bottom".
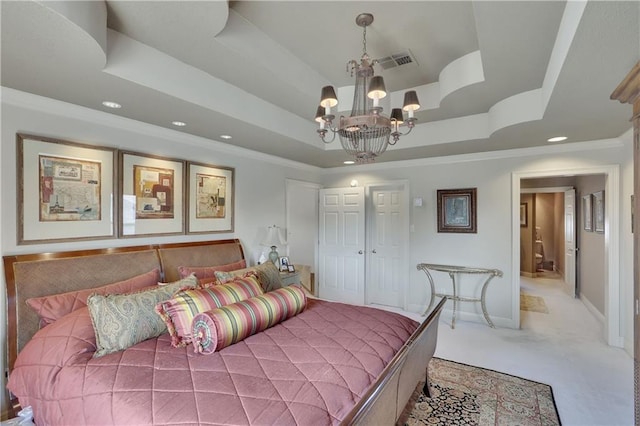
[
  {"left": 87, "top": 275, "right": 198, "bottom": 358},
  {"left": 177, "top": 260, "right": 247, "bottom": 280},
  {"left": 215, "top": 261, "right": 283, "bottom": 292}
]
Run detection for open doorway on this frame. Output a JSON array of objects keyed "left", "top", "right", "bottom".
[
  {"left": 512, "top": 166, "right": 622, "bottom": 347},
  {"left": 519, "top": 186, "right": 572, "bottom": 282}
]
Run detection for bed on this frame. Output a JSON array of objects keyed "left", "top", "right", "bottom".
[{"left": 4, "top": 239, "right": 445, "bottom": 425}]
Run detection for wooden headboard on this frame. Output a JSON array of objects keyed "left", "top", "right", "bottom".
[{"left": 3, "top": 239, "right": 245, "bottom": 373}]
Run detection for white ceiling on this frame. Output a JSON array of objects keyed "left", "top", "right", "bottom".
[{"left": 2, "top": 1, "right": 639, "bottom": 168}]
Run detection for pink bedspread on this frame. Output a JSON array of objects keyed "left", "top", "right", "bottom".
[{"left": 8, "top": 299, "right": 418, "bottom": 425}]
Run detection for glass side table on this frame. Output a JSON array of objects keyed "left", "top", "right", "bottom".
[{"left": 416, "top": 263, "right": 503, "bottom": 328}]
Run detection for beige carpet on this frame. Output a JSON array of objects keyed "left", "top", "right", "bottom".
[
  {"left": 520, "top": 293, "right": 550, "bottom": 314},
  {"left": 399, "top": 358, "right": 561, "bottom": 425}
]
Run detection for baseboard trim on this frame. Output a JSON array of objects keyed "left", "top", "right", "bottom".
[{"left": 580, "top": 294, "right": 605, "bottom": 324}]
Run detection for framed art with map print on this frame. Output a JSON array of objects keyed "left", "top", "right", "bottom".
[
  {"left": 17, "top": 134, "right": 116, "bottom": 245},
  {"left": 186, "top": 161, "right": 234, "bottom": 234},
  {"left": 437, "top": 188, "right": 477, "bottom": 233},
  {"left": 119, "top": 151, "right": 185, "bottom": 237}
]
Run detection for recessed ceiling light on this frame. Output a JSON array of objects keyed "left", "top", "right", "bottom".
[
  {"left": 343, "top": 160, "right": 355, "bottom": 165},
  {"left": 102, "top": 101, "right": 121, "bottom": 109},
  {"left": 220, "top": 135, "right": 232, "bottom": 140},
  {"left": 547, "top": 136, "right": 567, "bottom": 142},
  {"left": 172, "top": 121, "right": 186, "bottom": 127}
]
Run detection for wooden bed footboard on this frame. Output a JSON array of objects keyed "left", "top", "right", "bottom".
[{"left": 341, "top": 297, "right": 447, "bottom": 425}]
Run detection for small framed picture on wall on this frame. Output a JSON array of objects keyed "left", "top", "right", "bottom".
[
  {"left": 437, "top": 188, "right": 477, "bottom": 233},
  {"left": 582, "top": 194, "right": 592, "bottom": 232}
]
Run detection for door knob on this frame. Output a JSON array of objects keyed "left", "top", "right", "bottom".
[
  {"left": 372, "top": 249, "right": 377, "bottom": 254},
  {"left": 358, "top": 250, "right": 363, "bottom": 254}
]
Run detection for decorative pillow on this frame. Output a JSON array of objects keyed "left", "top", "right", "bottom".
[
  {"left": 177, "top": 260, "right": 247, "bottom": 280},
  {"left": 155, "top": 274, "right": 264, "bottom": 347},
  {"left": 215, "top": 261, "right": 283, "bottom": 292},
  {"left": 87, "top": 275, "right": 198, "bottom": 358},
  {"left": 192, "top": 285, "right": 307, "bottom": 354},
  {"left": 27, "top": 268, "right": 162, "bottom": 327}
]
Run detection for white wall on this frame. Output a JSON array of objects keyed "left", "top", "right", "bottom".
[
  {"left": 0, "top": 89, "right": 322, "bottom": 414},
  {"left": 320, "top": 135, "right": 634, "bottom": 354},
  {"left": 576, "top": 174, "right": 607, "bottom": 315}
]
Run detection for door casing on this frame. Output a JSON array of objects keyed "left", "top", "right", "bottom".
[{"left": 513, "top": 167, "right": 621, "bottom": 346}]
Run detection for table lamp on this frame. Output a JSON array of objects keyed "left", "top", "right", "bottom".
[{"left": 261, "top": 225, "right": 286, "bottom": 264}]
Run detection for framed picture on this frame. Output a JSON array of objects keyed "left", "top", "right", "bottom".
[
  {"left": 520, "top": 203, "right": 528, "bottom": 227},
  {"left": 279, "top": 256, "right": 290, "bottom": 272},
  {"left": 287, "top": 265, "right": 296, "bottom": 273},
  {"left": 437, "top": 188, "right": 477, "bottom": 233},
  {"left": 582, "top": 194, "right": 592, "bottom": 232},
  {"left": 186, "top": 161, "right": 234, "bottom": 234},
  {"left": 119, "top": 151, "right": 185, "bottom": 237},
  {"left": 17, "top": 133, "right": 116, "bottom": 244},
  {"left": 593, "top": 190, "right": 604, "bottom": 233}
]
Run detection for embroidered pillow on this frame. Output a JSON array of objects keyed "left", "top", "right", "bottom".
[
  {"left": 155, "top": 274, "right": 264, "bottom": 347},
  {"left": 192, "top": 285, "right": 307, "bottom": 354},
  {"left": 27, "top": 268, "right": 162, "bottom": 327},
  {"left": 87, "top": 275, "right": 198, "bottom": 358},
  {"left": 177, "top": 260, "right": 247, "bottom": 280},
  {"left": 214, "top": 261, "right": 283, "bottom": 292}
]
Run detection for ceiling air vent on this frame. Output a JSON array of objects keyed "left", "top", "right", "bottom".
[{"left": 377, "top": 50, "right": 417, "bottom": 70}]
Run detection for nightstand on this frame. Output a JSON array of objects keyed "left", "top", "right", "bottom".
[{"left": 279, "top": 270, "right": 302, "bottom": 287}]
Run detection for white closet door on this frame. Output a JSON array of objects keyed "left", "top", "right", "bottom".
[{"left": 318, "top": 187, "right": 365, "bottom": 305}]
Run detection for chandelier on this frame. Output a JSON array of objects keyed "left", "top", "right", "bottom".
[{"left": 314, "top": 13, "right": 420, "bottom": 164}]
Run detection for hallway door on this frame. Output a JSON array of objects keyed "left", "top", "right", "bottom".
[{"left": 564, "top": 189, "right": 577, "bottom": 297}]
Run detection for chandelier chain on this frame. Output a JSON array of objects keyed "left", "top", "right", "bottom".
[{"left": 362, "top": 24, "right": 367, "bottom": 57}]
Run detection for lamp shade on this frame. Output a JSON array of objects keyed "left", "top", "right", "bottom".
[
  {"left": 402, "top": 90, "right": 420, "bottom": 112},
  {"left": 261, "top": 225, "right": 286, "bottom": 247},
  {"left": 367, "top": 76, "right": 387, "bottom": 100},
  {"left": 391, "top": 108, "right": 404, "bottom": 124},
  {"left": 315, "top": 105, "right": 325, "bottom": 123},
  {"left": 320, "top": 86, "right": 338, "bottom": 108}
]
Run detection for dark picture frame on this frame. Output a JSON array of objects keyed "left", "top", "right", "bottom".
[
  {"left": 520, "top": 203, "right": 528, "bottom": 227},
  {"left": 437, "top": 188, "right": 477, "bottom": 233},
  {"left": 279, "top": 256, "right": 290, "bottom": 272},
  {"left": 582, "top": 194, "right": 593, "bottom": 232},
  {"left": 17, "top": 133, "right": 117, "bottom": 244},
  {"left": 593, "top": 190, "right": 604, "bottom": 233}
]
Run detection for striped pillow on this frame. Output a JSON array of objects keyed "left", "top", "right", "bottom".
[
  {"left": 192, "top": 285, "right": 307, "bottom": 354},
  {"left": 155, "top": 274, "right": 263, "bottom": 347}
]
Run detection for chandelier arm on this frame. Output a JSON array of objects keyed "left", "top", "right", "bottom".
[
  {"left": 318, "top": 128, "right": 338, "bottom": 144},
  {"left": 390, "top": 122, "right": 416, "bottom": 145}
]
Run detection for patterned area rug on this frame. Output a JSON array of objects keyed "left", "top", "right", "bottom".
[
  {"left": 520, "top": 293, "right": 550, "bottom": 313},
  {"left": 398, "top": 358, "right": 561, "bottom": 426}
]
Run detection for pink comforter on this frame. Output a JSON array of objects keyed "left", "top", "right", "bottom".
[{"left": 8, "top": 299, "right": 418, "bottom": 425}]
